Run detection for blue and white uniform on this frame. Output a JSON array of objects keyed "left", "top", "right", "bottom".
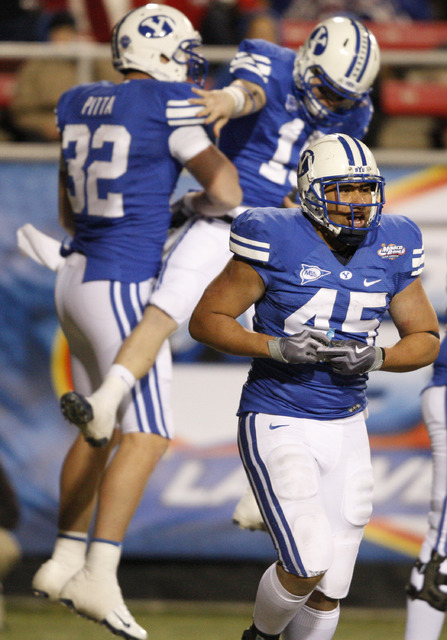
[
  {"left": 230, "top": 206, "right": 424, "bottom": 597},
  {"left": 411, "top": 336, "right": 447, "bottom": 574},
  {"left": 55, "top": 78, "right": 212, "bottom": 438},
  {"left": 150, "top": 38, "right": 373, "bottom": 326},
  {"left": 220, "top": 39, "right": 372, "bottom": 208}
]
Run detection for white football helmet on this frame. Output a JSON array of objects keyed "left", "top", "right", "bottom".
[
  {"left": 294, "top": 16, "right": 380, "bottom": 122},
  {"left": 111, "top": 3, "right": 208, "bottom": 86},
  {"left": 297, "top": 134, "right": 385, "bottom": 246}
]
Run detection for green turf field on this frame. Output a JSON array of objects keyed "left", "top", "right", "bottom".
[{"left": 3, "top": 598, "right": 447, "bottom": 640}]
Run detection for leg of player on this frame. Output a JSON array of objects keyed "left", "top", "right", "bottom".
[
  {"left": 242, "top": 563, "right": 324, "bottom": 639},
  {"left": 60, "top": 305, "right": 178, "bottom": 448},
  {"left": 281, "top": 589, "right": 340, "bottom": 640},
  {"left": 0, "top": 462, "right": 21, "bottom": 631},
  {"left": 59, "top": 431, "right": 168, "bottom": 640},
  {"left": 32, "top": 433, "right": 115, "bottom": 601},
  {"left": 406, "top": 551, "right": 447, "bottom": 640},
  {"left": 405, "top": 385, "right": 447, "bottom": 640}
]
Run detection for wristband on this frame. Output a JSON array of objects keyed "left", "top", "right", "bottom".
[
  {"left": 267, "top": 338, "right": 288, "bottom": 363},
  {"left": 222, "top": 86, "right": 246, "bottom": 116},
  {"left": 368, "top": 347, "right": 385, "bottom": 372}
]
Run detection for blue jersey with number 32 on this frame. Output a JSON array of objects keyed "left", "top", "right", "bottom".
[
  {"left": 230, "top": 207, "right": 424, "bottom": 419},
  {"left": 57, "top": 79, "right": 205, "bottom": 283}
]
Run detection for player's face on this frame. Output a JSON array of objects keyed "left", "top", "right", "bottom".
[
  {"left": 324, "top": 182, "right": 373, "bottom": 228},
  {"left": 309, "top": 76, "right": 357, "bottom": 113}
]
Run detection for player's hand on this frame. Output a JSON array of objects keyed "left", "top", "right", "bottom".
[
  {"left": 317, "top": 339, "right": 384, "bottom": 375},
  {"left": 268, "top": 328, "right": 330, "bottom": 364},
  {"left": 281, "top": 187, "right": 299, "bottom": 208},
  {"left": 189, "top": 87, "right": 233, "bottom": 138}
]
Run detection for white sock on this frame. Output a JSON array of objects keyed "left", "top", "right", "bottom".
[
  {"left": 52, "top": 531, "right": 88, "bottom": 567},
  {"left": 405, "top": 598, "right": 445, "bottom": 640},
  {"left": 282, "top": 603, "right": 340, "bottom": 640},
  {"left": 86, "top": 539, "right": 122, "bottom": 575},
  {"left": 90, "top": 364, "right": 135, "bottom": 408},
  {"left": 253, "top": 563, "right": 310, "bottom": 635}
]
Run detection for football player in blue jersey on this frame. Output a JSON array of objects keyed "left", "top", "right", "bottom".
[
  {"left": 189, "top": 133, "right": 440, "bottom": 640},
  {"left": 58, "top": 16, "right": 381, "bottom": 456},
  {"left": 28, "top": 5, "right": 241, "bottom": 640},
  {"left": 405, "top": 334, "right": 447, "bottom": 640}
]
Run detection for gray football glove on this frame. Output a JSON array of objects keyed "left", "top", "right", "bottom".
[
  {"left": 268, "top": 329, "right": 330, "bottom": 364},
  {"left": 317, "top": 339, "right": 384, "bottom": 376}
]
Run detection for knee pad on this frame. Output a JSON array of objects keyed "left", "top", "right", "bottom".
[
  {"left": 266, "top": 445, "right": 333, "bottom": 576},
  {"left": 407, "top": 551, "right": 447, "bottom": 612},
  {"left": 343, "top": 466, "right": 374, "bottom": 527},
  {"left": 318, "top": 528, "right": 363, "bottom": 598},
  {"left": 291, "top": 513, "right": 334, "bottom": 576}
]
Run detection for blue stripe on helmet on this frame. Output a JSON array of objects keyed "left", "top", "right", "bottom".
[
  {"left": 336, "top": 134, "right": 355, "bottom": 165},
  {"left": 352, "top": 137, "right": 367, "bottom": 165},
  {"left": 346, "top": 19, "right": 361, "bottom": 79}
]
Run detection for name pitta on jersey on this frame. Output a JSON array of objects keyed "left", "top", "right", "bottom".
[
  {"left": 377, "top": 243, "right": 406, "bottom": 260},
  {"left": 299, "top": 263, "right": 331, "bottom": 285}
]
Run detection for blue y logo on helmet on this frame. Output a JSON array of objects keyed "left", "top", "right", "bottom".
[
  {"left": 308, "top": 25, "right": 328, "bottom": 56},
  {"left": 298, "top": 149, "right": 314, "bottom": 178},
  {"left": 139, "top": 14, "right": 175, "bottom": 39}
]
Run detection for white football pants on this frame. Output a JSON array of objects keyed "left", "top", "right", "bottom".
[
  {"left": 55, "top": 252, "right": 173, "bottom": 438},
  {"left": 238, "top": 411, "right": 374, "bottom": 599}
]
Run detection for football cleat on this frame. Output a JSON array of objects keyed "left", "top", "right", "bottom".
[
  {"left": 32, "top": 558, "right": 82, "bottom": 602},
  {"left": 232, "top": 486, "right": 267, "bottom": 532},
  {"left": 241, "top": 624, "right": 280, "bottom": 640},
  {"left": 60, "top": 391, "right": 113, "bottom": 448},
  {"left": 60, "top": 568, "right": 147, "bottom": 640}
]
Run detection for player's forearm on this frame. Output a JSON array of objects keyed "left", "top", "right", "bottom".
[
  {"left": 190, "top": 186, "right": 240, "bottom": 217},
  {"left": 223, "top": 80, "right": 266, "bottom": 118},
  {"left": 381, "top": 332, "right": 440, "bottom": 372},
  {"left": 189, "top": 313, "right": 271, "bottom": 358}
]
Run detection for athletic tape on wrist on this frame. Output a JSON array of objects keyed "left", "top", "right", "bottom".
[{"left": 222, "top": 85, "right": 246, "bottom": 116}]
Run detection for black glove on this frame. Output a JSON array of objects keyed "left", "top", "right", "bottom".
[
  {"left": 317, "top": 339, "right": 384, "bottom": 375},
  {"left": 268, "top": 329, "right": 330, "bottom": 364},
  {"left": 170, "top": 192, "right": 198, "bottom": 229}
]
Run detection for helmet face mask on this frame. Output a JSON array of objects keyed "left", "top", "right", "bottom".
[
  {"left": 298, "top": 134, "right": 385, "bottom": 246},
  {"left": 112, "top": 4, "right": 208, "bottom": 86},
  {"left": 294, "top": 16, "right": 380, "bottom": 122}
]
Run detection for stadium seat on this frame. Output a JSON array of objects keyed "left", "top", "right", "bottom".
[
  {"left": 280, "top": 20, "right": 447, "bottom": 50},
  {"left": 380, "top": 79, "right": 447, "bottom": 117}
]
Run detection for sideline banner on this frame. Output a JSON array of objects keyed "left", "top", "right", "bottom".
[{"left": 1, "top": 161, "right": 446, "bottom": 561}]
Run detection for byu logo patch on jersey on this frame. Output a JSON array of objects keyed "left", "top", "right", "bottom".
[
  {"left": 300, "top": 263, "right": 331, "bottom": 285},
  {"left": 139, "top": 14, "right": 175, "bottom": 39}
]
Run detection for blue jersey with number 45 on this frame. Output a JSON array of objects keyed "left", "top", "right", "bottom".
[
  {"left": 230, "top": 208, "right": 424, "bottom": 419},
  {"left": 219, "top": 39, "right": 372, "bottom": 208},
  {"left": 57, "top": 79, "right": 206, "bottom": 283}
]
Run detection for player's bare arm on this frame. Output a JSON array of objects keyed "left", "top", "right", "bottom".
[
  {"left": 189, "top": 79, "right": 266, "bottom": 138},
  {"left": 184, "top": 144, "right": 242, "bottom": 217},
  {"left": 384, "top": 277, "right": 440, "bottom": 372},
  {"left": 189, "top": 257, "right": 271, "bottom": 357},
  {"left": 57, "top": 152, "right": 75, "bottom": 235}
]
